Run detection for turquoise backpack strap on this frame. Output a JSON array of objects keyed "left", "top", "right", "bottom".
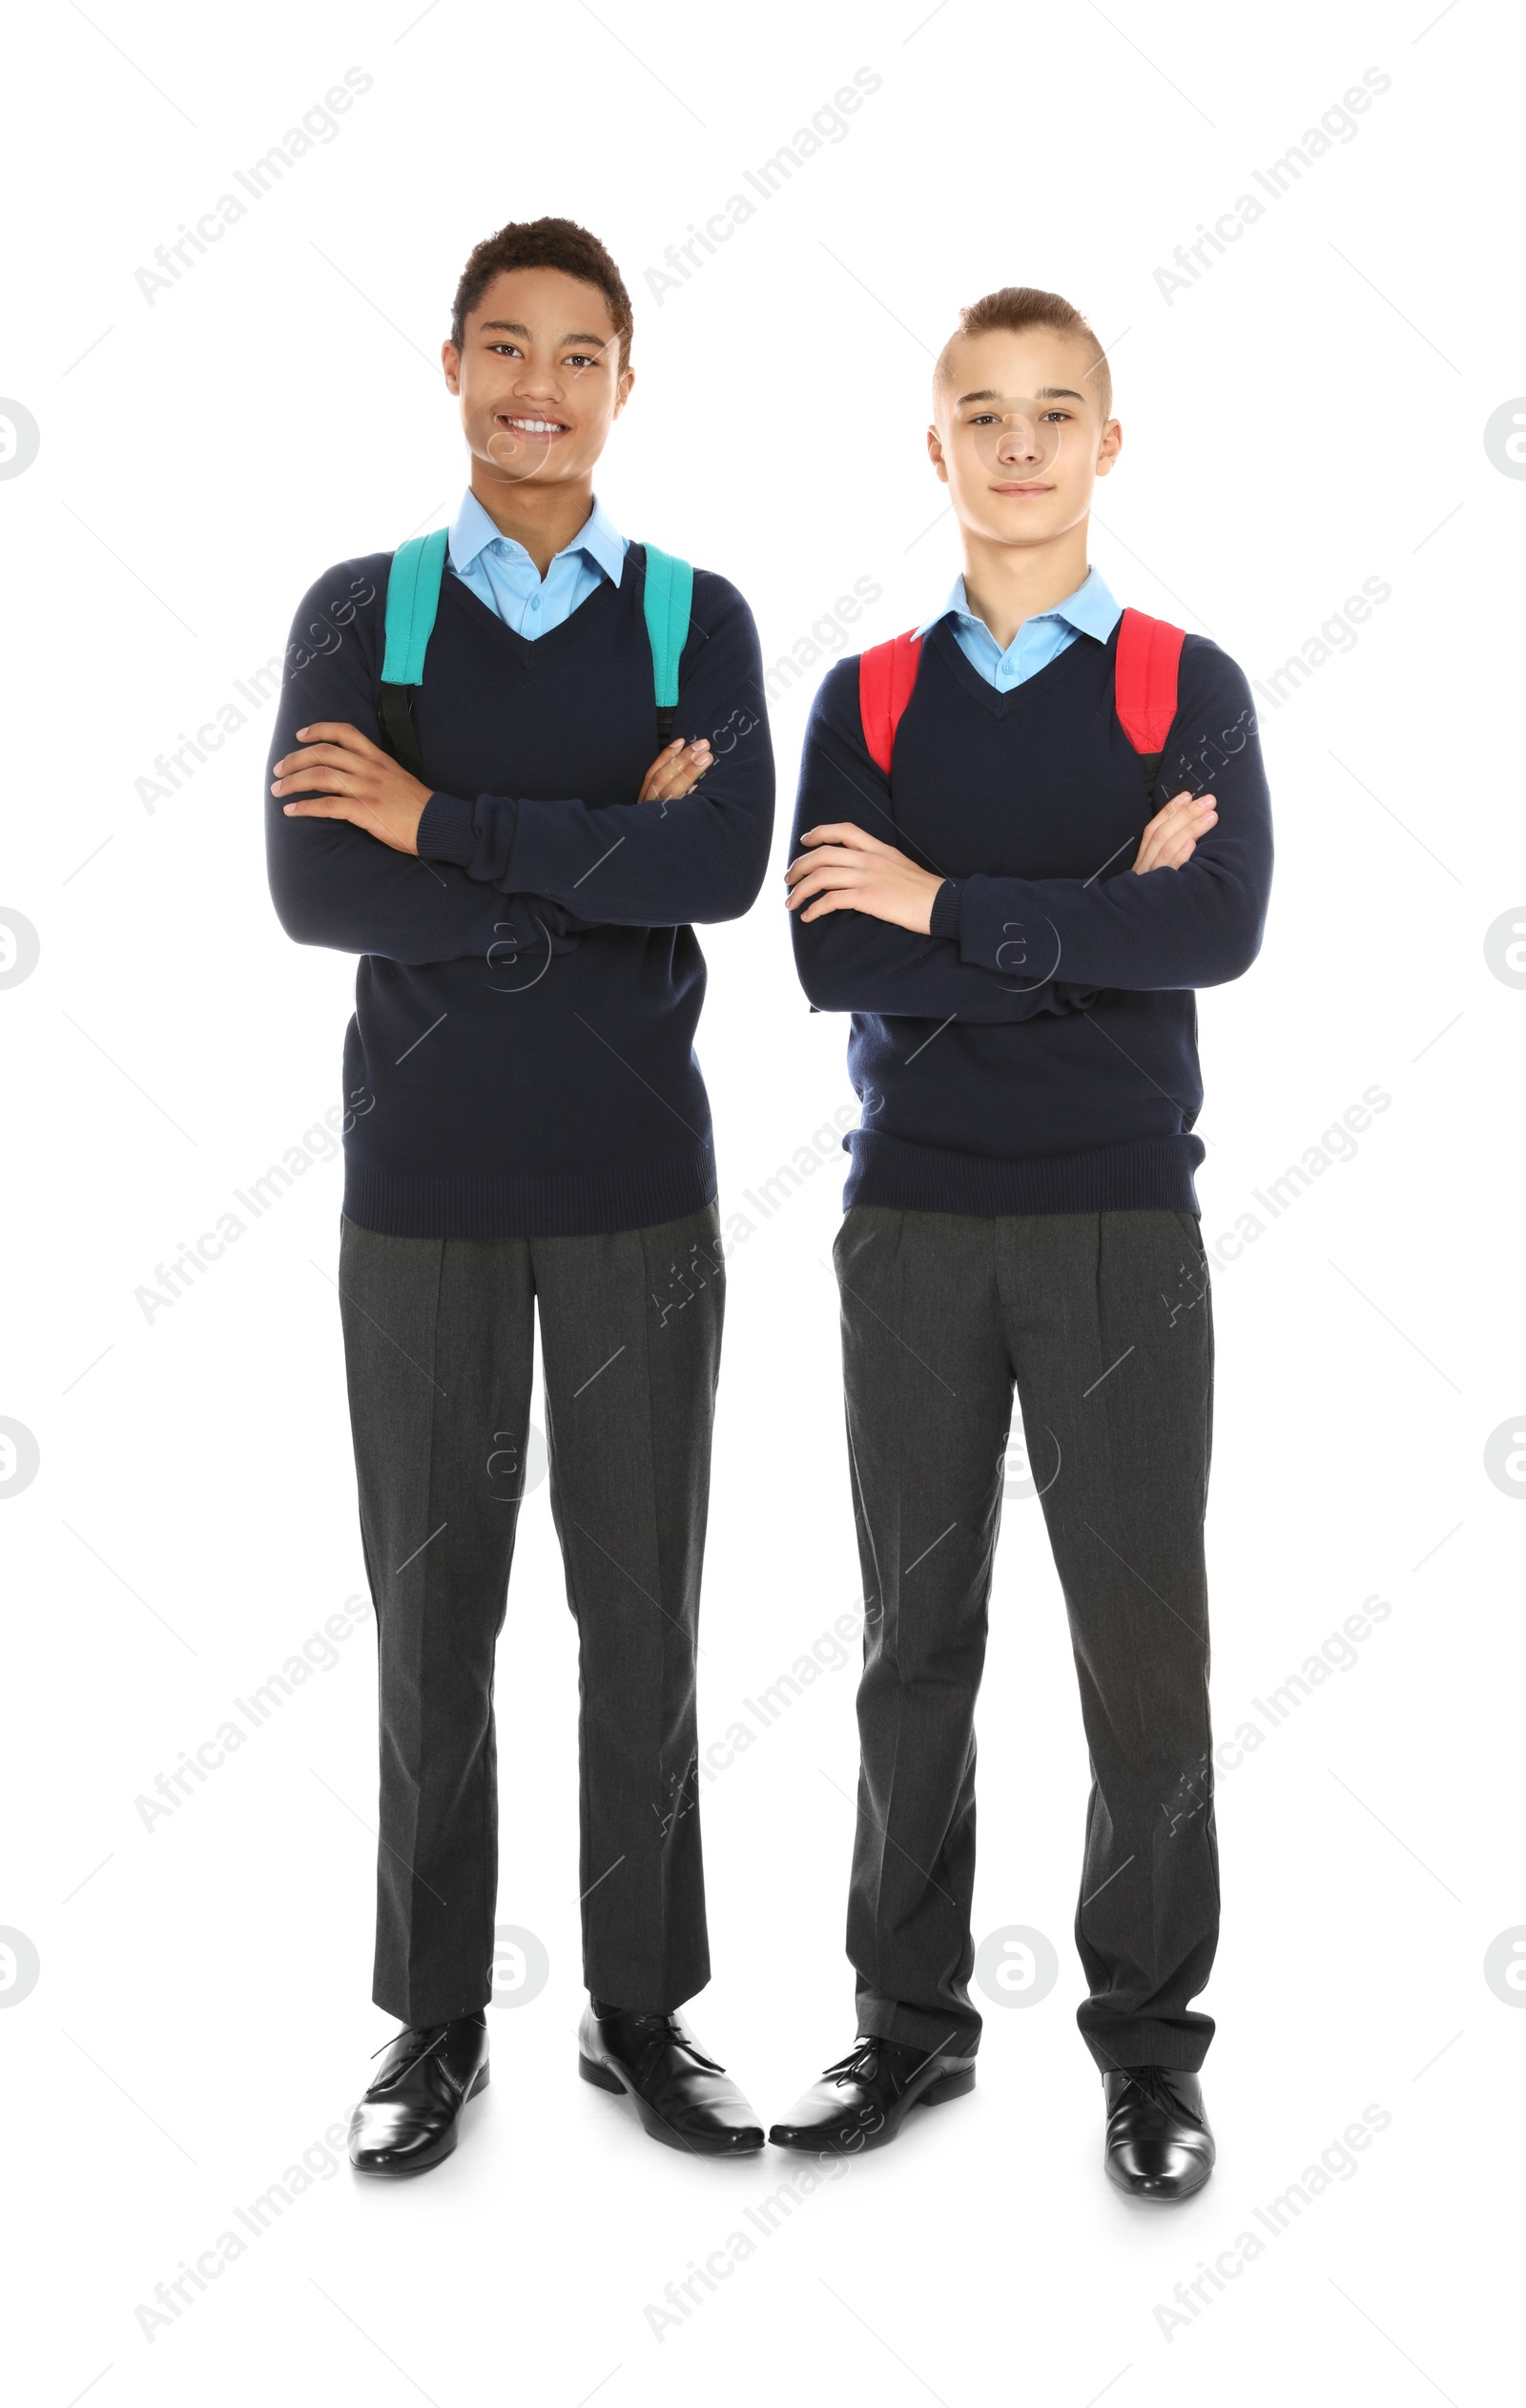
[
  {"left": 382, "top": 528, "right": 449, "bottom": 684},
  {"left": 376, "top": 530, "right": 692, "bottom": 770},
  {"left": 641, "top": 544, "right": 694, "bottom": 744},
  {"left": 377, "top": 527, "right": 448, "bottom": 776}
]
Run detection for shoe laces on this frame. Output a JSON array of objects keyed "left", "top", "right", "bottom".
[
  {"left": 371, "top": 2025, "right": 443, "bottom": 2064},
  {"left": 612, "top": 2010, "right": 726, "bottom": 2074},
  {"left": 368, "top": 2014, "right": 483, "bottom": 2089},
  {"left": 1117, "top": 2065, "right": 1200, "bottom": 2123},
  {"left": 822, "top": 2030, "right": 960, "bottom": 2089},
  {"left": 822, "top": 2038, "right": 881, "bottom": 2087},
  {"left": 361, "top": 2028, "right": 444, "bottom": 2097}
]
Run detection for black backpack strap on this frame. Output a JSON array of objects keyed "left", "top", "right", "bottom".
[{"left": 377, "top": 681, "right": 425, "bottom": 779}]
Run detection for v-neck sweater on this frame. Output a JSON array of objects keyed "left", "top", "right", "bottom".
[
  {"left": 266, "top": 544, "right": 773, "bottom": 1238},
  {"left": 789, "top": 617, "right": 1273, "bottom": 1217}
]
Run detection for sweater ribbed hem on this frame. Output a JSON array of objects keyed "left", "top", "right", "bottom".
[
  {"left": 844, "top": 1130, "right": 1204, "bottom": 1218},
  {"left": 342, "top": 1143, "right": 717, "bottom": 1239},
  {"left": 414, "top": 789, "right": 480, "bottom": 868},
  {"left": 928, "top": 877, "right": 964, "bottom": 939}
]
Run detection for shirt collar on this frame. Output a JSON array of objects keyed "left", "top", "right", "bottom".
[
  {"left": 447, "top": 489, "right": 627, "bottom": 586},
  {"left": 915, "top": 565, "right": 1122, "bottom": 649}
]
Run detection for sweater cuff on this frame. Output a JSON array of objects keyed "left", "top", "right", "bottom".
[
  {"left": 928, "top": 877, "right": 963, "bottom": 940},
  {"left": 415, "top": 791, "right": 481, "bottom": 870}
]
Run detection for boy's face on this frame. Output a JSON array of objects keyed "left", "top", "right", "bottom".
[
  {"left": 443, "top": 265, "right": 632, "bottom": 489},
  {"left": 928, "top": 327, "right": 1120, "bottom": 550}
]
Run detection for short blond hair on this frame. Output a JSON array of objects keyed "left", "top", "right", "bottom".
[{"left": 936, "top": 286, "right": 1111, "bottom": 421}]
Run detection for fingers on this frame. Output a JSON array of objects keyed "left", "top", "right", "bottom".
[
  {"left": 1134, "top": 792, "right": 1217, "bottom": 874},
  {"left": 1142, "top": 791, "right": 1216, "bottom": 839},
  {"left": 652, "top": 740, "right": 712, "bottom": 797},
  {"left": 293, "top": 721, "right": 381, "bottom": 759},
  {"left": 637, "top": 739, "right": 689, "bottom": 800},
  {"left": 648, "top": 766, "right": 711, "bottom": 803},
  {"left": 784, "top": 845, "right": 861, "bottom": 890},
  {"left": 280, "top": 796, "right": 371, "bottom": 823},
  {"left": 1148, "top": 790, "right": 1215, "bottom": 827},
  {"left": 272, "top": 723, "right": 382, "bottom": 792},
  {"left": 276, "top": 742, "right": 369, "bottom": 773},
  {"left": 797, "top": 889, "right": 863, "bottom": 923},
  {"left": 637, "top": 737, "right": 712, "bottom": 803},
  {"left": 271, "top": 746, "right": 373, "bottom": 797},
  {"left": 273, "top": 738, "right": 429, "bottom": 811},
  {"left": 798, "top": 822, "right": 885, "bottom": 854},
  {"left": 785, "top": 856, "right": 874, "bottom": 911},
  {"left": 1149, "top": 792, "right": 1217, "bottom": 835},
  {"left": 1136, "top": 830, "right": 1199, "bottom": 871},
  {"left": 273, "top": 767, "right": 369, "bottom": 800},
  {"left": 1138, "top": 836, "right": 1196, "bottom": 872}
]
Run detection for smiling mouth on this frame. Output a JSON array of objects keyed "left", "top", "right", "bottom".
[{"left": 497, "top": 414, "right": 569, "bottom": 437}]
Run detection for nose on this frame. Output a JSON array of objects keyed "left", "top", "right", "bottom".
[{"left": 997, "top": 415, "right": 1041, "bottom": 461}]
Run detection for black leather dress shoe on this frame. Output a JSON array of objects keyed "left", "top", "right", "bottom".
[
  {"left": 577, "top": 2003, "right": 764, "bottom": 2153},
  {"left": 1103, "top": 2066, "right": 1214, "bottom": 2199},
  {"left": 770, "top": 2035, "right": 976, "bottom": 2155},
  {"left": 348, "top": 2013, "right": 489, "bottom": 2177}
]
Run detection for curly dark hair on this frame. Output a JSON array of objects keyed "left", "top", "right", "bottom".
[{"left": 450, "top": 216, "right": 633, "bottom": 369}]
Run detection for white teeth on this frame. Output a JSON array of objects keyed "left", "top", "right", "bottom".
[{"left": 504, "top": 417, "right": 564, "bottom": 433}]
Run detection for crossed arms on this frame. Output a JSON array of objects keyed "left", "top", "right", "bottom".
[
  {"left": 264, "top": 560, "right": 773, "bottom": 962},
  {"left": 785, "top": 646, "right": 1273, "bottom": 1019}
]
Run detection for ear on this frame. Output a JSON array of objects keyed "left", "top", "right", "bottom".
[
  {"left": 612, "top": 364, "right": 636, "bottom": 419},
  {"left": 1093, "top": 416, "right": 1123, "bottom": 478},
  {"left": 926, "top": 422, "right": 949, "bottom": 484},
  {"left": 442, "top": 339, "right": 462, "bottom": 396}
]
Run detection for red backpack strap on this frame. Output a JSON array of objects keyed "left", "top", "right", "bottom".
[
  {"left": 858, "top": 629, "right": 922, "bottom": 776},
  {"left": 1114, "top": 607, "right": 1186, "bottom": 756}
]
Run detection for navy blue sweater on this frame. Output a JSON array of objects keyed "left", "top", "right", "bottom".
[
  {"left": 266, "top": 546, "right": 773, "bottom": 1237},
  {"left": 790, "top": 618, "right": 1272, "bottom": 1216}
]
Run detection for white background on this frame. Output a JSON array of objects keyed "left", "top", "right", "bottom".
[{"left": 2, "top": 2, "right": 1521, "bottom": 2401}]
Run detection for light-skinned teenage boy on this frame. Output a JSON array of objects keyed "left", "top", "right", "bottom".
[
  {"left": 266, "top": 217, "right": 773, "bottom": 2173},
  {"left": 773, "top": 286, "right": 1272, "bottom": 2196}
]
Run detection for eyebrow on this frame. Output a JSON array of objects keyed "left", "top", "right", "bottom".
[
  {"left": 478, "top": 319, "right": 611, "bottom": 347},
  {"left": 956, "top": 384, "right": 1085, "bottom": 406}
]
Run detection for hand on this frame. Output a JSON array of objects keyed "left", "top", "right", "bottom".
[
  {"left": 1134, "top": 790, "right": 1217, "bottom": 873},
  {"left": 274, "top": 723, "right": 433, "bottom": 854},
  {"left": 785, "top": 822, "right": 945, "bottom": 933},
  {"left": 637, "top": 735, "right": 712, "bottom": 804}
]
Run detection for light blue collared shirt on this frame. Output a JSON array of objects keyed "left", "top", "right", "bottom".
[
  {"left": 916, "top": 565, "right": 1122, "bottom": 691},
  {"left": 446, "top": 488, "right": 628, "bottom": 637}
]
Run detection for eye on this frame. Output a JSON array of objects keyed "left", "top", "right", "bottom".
[
  {"left": 565, "top": 352, "right": 598, "bottom": 369},
  {"left": 1041, "top": 410, "right": 1073, "bottom": 422},
  {"left": 488, "top": 341, "right": 524, "bottom": 358},
  {"left": 967, "top": 412, "right": 997, "bottom": 426}
]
